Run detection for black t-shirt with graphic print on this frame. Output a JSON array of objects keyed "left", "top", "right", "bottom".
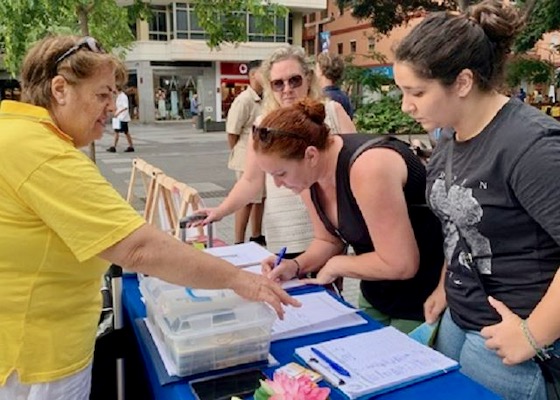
[{"left": 427, "top": 98, "right": 560, "bottom": 331}]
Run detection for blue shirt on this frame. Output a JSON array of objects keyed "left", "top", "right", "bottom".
[{"left": 323, "top": 85, "right": 353, "bottom": 119}]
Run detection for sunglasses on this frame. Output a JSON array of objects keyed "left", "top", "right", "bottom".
[
  {"left": 270, "top": 74, "right": 304, "bottom": 92},
  {"left": 55, "top": 36, "right": 105, "bottom": 67},
  {"left": 252, "top": 125, "right": 307, "bottom": 144}
]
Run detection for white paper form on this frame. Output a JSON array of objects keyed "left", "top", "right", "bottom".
[
  {"left": 204, "top": 242, "right": 274, "bottom": 268},
  {"left": 271, "top": 292, "right": 367, "bottom": 341},
  {"left": 295, "top": 327, "right": 459, "bottom": 399},
  {"left": 242, "top": 265, "right": 305, "bottom": 290}
]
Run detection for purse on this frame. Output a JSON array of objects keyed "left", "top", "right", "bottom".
[{"left": 444, "top": 137, "right": 560, "bottom": 399}]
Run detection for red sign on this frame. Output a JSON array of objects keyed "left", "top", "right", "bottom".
[{"left": 220, "top": 62, "right": 249, "bottom": 76}]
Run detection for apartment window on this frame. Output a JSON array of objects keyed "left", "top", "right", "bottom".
[
  {"left": 308, "top": 13, "right": 316, "bottom": 23},
  {"left": 175, "top": 3, "right": 188, "bottom": 39},
  {"left": 337, "top": 42, "right": 343, "bottom": 54},
  {"left": 350, "top": 40, "right": 356, "bottom": 54},
  {"left": 189, "top": 5, "right": 208, "bottom": 40},
  {"left": 149, "top": 6, "right": 168, "bottom": 41},
  {"left": 320, "top": 9, "right": 328, "bottom": 20},
  {"left": 368, "top": 37, "right": 376, "bottom": 52},
  {"left": 248, "top": 13, "right": 289, "bottom": 43}
]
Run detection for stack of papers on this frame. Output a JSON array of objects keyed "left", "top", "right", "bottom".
[
  {"left": 204, "top": 242, "right": 273, "bottom": 268},
  {"left": 271, "top": 292, "right": 366, "bottom": 341},
  {"left": 204, "top": 242, "right": 305, "bottom": 290},
  {"left": 295, "top": 327, "right": 459, "bottom": 399}
]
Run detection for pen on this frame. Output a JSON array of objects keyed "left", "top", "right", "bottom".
[
  {"left": 310, "top": 347, "right": 351, "bottom": 378},
  {"left": 274, "top": 246, "right": 287, "bottom": 268}
]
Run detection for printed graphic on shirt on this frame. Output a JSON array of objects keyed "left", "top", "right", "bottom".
[{"left": 429, "top": 178, "right": 492, "bottom": 275}]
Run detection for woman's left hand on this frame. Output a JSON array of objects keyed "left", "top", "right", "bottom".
[
  {"left": 300, "top": 256, "right": 341, "bottom": 286},
  {"left": 480, "top": 296, "right": 536, "bottom": 365}
]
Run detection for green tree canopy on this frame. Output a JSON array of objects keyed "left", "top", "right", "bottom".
[{"left": 0, "top": 0, "right": 286, "bottom": 77}]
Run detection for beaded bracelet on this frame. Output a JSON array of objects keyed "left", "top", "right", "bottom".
[
  {"left": 520, "top": 319, "right": 549, "bottom": 360},
  {"left": 292, "top": 258, "right": 301, "bottom": 279}
]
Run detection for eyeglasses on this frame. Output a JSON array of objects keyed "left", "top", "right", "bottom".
[
  {"left": 54, "top": 37, "right": 105, "bottom": 67},
  {"left": 252, "top": 125, "right": 307, "bottom": 144},
  {"left": 270, "top": 74, "right": 304, "bottom": 92}
]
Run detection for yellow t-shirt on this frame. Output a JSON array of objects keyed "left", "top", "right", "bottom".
[{"left": 0, "top": 101, "right": 145, "bottom": 384}]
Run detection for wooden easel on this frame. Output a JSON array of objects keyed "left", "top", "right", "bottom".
[{"left": 125, "top": 158, "right": 163, "bottom": 219}]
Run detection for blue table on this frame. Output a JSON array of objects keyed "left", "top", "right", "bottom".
[{"left": 122, "top": 275, "right": 501, "bottom": 400}]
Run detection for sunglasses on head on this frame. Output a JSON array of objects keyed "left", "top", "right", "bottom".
[
  {"left": 270, "top": 74, "right": 304, "bottom": 92},
  {"left": 55, "top": 36, "right": 105, "bottom": 67},
  {"left": 252, "top": 125, "right": 307, "bottom": 144}
]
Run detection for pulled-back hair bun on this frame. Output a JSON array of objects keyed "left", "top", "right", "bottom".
[
  {"left": 296, "top": 98, "right": 326, "bottom": 125},
  {"left": 468, "top": 0, "right": 524, "bottom": 56}
]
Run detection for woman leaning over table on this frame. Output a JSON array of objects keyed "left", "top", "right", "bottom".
[
  {"left": 0, "top": 35, "right": 298, "bottom": 400},
  {"left": 254, "top": 98, "right": 444, "bottom": 333},
  {"left": 393, "top": 1, "right": 560, "bottom": 398},
  {"left": 198, "top": 45, "right": 355, "bottom": 258}
]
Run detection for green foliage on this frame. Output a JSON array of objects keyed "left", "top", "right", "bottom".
[
  {"left": 192, "top": 0, "right": 287, "bottom": 49},
  {"left": 355, "top": 93, "right": 424, "bottom": 135},
  {"left": 335, "top": 0, "right": 458, "bottom": 34},
  {"left": 506, "top": 56, "right": 554, "bottom": 86},
  {"left": 0, "top": 0, "right": 138, "bottom": 76},
  {"left": 515, "top": 0, "right": 560, "bottom": 53}
]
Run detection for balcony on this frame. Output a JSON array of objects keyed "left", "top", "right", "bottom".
[{"left": 115, "top": 0, "right": 326, "bottom": 13}]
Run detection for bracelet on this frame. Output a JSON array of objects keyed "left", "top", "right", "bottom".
[
  {"left": 292, "top": 258, "right": 301, "bottom": 279},
  {"left": 520, "top": 319, "right": 549, "bottom": 360}
]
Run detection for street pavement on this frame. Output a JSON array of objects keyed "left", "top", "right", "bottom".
[{"left": 95, "top": 122, "right": 430, "bottom": 308}]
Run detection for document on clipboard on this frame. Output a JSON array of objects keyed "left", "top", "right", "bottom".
[{"left": 295, "top": 327, "right": 459, "bottom": 399}]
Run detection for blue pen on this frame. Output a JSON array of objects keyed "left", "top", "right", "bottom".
[
  {"left": 311, "top": 347, "right": 351, "bottom": 378},
  {"left": 274, "top": 246, "right": 287, "bottom": 268}
]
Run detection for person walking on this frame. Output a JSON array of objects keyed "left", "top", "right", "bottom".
[
  {"left": 107, "top": 85, "right": 134, "bottom": 152},
  {"left": 315, "top": 52, "right": 353, "bottom": 119},
  {"left": 226, "top": 60, "right": 266, "bottom": 246},
  {"left": 394, "top": 1, "right": 560, "bottom": 398}
]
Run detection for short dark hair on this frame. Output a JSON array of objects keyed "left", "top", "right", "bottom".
[
  {"left": 394, "top": 0, "right": 524, "bottom": 91},
  {"left": 316, "top": 53, "right": 345, "bottom": 84},
  {"left": 247, "top": 60, "right": 262, "bottom": 74}
]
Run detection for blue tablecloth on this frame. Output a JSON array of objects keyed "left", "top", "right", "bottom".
[{"left": 122, "top": 275, "right": 501, "bottom": 400}]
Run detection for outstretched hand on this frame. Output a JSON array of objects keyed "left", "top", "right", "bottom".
[
  {"left": 231, "top": 269, "right": 301, "bottom": 319},
  {"left": 187, "top": 208, "right": 222, "bottom": 227},
  {"left": 480, "top": 296, "right": 536, "bottom": 365}
]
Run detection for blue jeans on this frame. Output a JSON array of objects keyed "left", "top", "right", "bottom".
[{"left": 435, "top": 309, "right": 545, "bottom": 400}]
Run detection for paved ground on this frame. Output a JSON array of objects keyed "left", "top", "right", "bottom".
[{"left": 95, "top": 122, "right": 431, "bottom": 308}]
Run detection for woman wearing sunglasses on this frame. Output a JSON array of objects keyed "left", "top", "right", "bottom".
[
  {"left": 198, "top": 45, "right": 355, "bottom": 259},
  {"left": 0, "top": 35, "right": 299, "bottom": 399},
  {"left": 253, "top": 98, "right": 444, "bottom": 334}
]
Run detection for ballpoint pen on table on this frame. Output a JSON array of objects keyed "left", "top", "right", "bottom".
[
  {"left": 310, "top": 347, "right": 351, "bottom": 378},
  {"left": 274, "top": 246, "right": 287, "bottom": 268}
]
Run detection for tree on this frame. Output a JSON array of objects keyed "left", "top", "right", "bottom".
[{"left": 335, "top": 0, "right": 545, "bottom": 50}]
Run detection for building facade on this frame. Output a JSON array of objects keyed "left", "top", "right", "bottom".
[{"left": 118, "top": 0, "right": 326, "bottom": 123}]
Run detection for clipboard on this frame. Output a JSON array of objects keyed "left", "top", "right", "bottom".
[{"left": 294, "top": 327, "right": 459, "bottom": 399}]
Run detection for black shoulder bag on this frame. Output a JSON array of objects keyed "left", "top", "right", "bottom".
[{"left": 445, "top": 139, "right": 560, "bottom": 400}]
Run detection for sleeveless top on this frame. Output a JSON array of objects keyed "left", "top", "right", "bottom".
[
  {"left": 310, "top": 134, "right": 444, "bottom": 320},
  {"left": 264, "top": 100, "right": 341, "bottom": 253}
]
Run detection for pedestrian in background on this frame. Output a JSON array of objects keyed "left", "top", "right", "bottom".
[
  {"left": 107, "top": 85, "right": 134, "bottom": 153},
  {"left": 190, "top": 93, "right": 199, "bottom": 127},
  {"left": 0, "top": 34, "right": 298, "bottom": 400},
  {"left": 315, "top": 52, "right": 354, "bottom": 119},
  {"left": 226, "top": 60, "right": 267, "bottom": 246},
  {"left": 395, "top": 0, "right": 560, "bottom": 398}
]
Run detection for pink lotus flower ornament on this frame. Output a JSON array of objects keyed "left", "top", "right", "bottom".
[{"left": 253, "top": 372, "right": 330, "bottom": 400}]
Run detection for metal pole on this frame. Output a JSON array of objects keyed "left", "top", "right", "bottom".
[{"left": 110, "top": 264, "right": 125, "bottom": 400}]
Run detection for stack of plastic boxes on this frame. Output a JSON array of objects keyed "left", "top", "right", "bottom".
[{"left": 140, "top": 277, "right": 276, "bottom": 376}]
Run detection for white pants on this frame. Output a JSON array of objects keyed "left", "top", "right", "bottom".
[{"left": 0, "top": 364, "right": 92, "bottom": 400}]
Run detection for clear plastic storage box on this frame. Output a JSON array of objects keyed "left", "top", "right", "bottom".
[{"left": 139, "top": 277, "right": 276, "bottom": 376}]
